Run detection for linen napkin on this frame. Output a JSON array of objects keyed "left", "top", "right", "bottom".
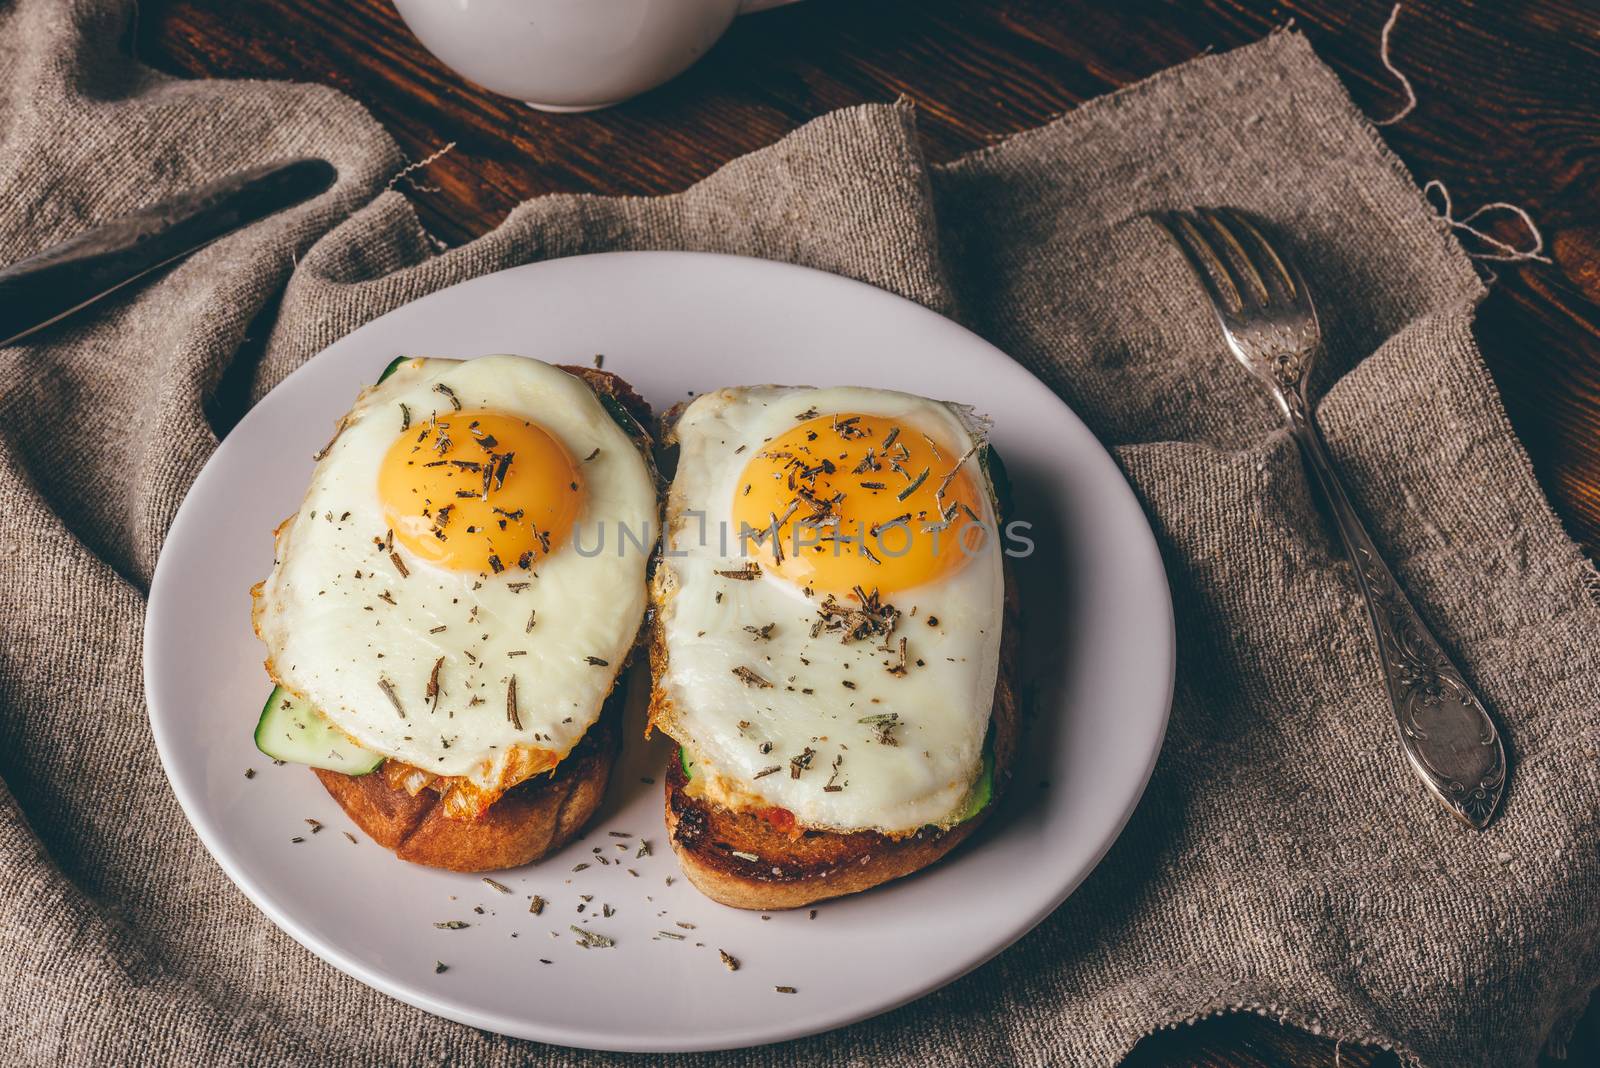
[{"left": 3, "top": 1, "right": 1597, "bottom": 1065}]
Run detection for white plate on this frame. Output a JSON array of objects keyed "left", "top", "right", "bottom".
[{"left": 145, "top": 251, "right": 1173, "bottom": 1053}]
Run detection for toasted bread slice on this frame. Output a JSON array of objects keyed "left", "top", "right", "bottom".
[
  {"left": 317, "top": 694, "right": 619, "bottom": 872},
  {"left": 311, "top": 363, "right": 654, "bottom": 872},
  {"left": 661, "top": 571, "right": 1020, "bottom": 910}
]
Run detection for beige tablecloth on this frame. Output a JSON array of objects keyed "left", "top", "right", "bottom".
[{"left": 2, "top": 2, "right": 1597, "bottom": 1064}]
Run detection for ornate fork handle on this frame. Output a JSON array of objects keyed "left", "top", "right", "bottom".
[
  {"left": 1160, "top": 206, "right": 1508, "bottom": 828},
  {"left": 1283, "top": 389, "right": 1507, "bottom": 829}
]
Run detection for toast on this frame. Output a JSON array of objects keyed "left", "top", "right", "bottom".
[
  {"left": 317, "top": 690, "right": 619, "bottom": 872},
  {"left": 660, "top": 573, "right": 1019, "bottom": 909},
  {"left": 307, "top": 363, "right": 655, "bottom": 872},
  {"left": 649, "top": 394, "right": 1020, "bottom": 909}
]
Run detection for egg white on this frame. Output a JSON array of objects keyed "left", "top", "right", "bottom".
[
  {"left": 654, "top": 386, "right": 1004, "bottom": 835},
  {"left": 254, "top": 355, "right": 657, "bottom": 781}
]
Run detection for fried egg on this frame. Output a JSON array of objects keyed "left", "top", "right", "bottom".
[
  {"left": 253, "top": 355, "right": 656, "bottom": 817},
  {"left": 652, "top": 386, "right": 1004, "bottom": 835}
]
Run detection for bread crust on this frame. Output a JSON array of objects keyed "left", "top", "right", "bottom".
[
  {"left": 316, "top": 696, "right": 619, "bottom": 872},
  {"left": 309, "top": 362, "right": 654, "bottom": 872}
]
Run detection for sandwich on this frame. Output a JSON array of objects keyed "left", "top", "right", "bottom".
[
  {"left": 250, "top": 354, "right": 657, "bottom": 871},
  {"left": 649, "top": 386, "right": 1017, "bottom": 909}
]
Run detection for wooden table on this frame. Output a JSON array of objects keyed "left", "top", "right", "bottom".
[{"left": 139, "top": 1, "right": 1600, "bottom": 1063}]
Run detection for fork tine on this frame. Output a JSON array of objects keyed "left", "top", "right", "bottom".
[
  {"left": 1157, "top": 211, "right": 1244, "bottom": 317},
  {"left": 1216, "top": 208, "right": 1300, "bottom": 308},
  {"left": 1195, "top": 208, "right": 1271, "bottom": 309}
]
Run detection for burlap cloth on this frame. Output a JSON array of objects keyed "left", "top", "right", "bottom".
[{"left": 3, "top": 1, "right": 1597, "bottom": 1064}]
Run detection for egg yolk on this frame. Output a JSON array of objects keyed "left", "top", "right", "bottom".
[
  {"left": 732, "top": 413, "right": 986, "bottom": 595},
  {"left": 378, "top": 409, "right": 582, "bottom": 574}
]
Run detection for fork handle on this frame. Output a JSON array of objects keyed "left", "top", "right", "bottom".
[{"left": 1285, "top": 397, "right": 1507, "bottom": 829}]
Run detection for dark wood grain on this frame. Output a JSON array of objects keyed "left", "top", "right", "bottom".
[{"left": 134, "top": 1, "right": 1600, "bottom": 1064}]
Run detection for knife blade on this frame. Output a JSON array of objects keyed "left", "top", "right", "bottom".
[{"left": 0, "top": 157, "right": 337, "bottom": 348}]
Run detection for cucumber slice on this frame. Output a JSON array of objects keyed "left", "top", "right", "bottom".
[
  {"left": 680, "top": 746, "right": 696, "bottom": 781},
  {"left": 376, "top": 355, "right": 410, "bottom": 383},
  {"left": 958, "top": 740, "right": 995, "bottom": 823},
  {"left": 598, "top": 391, "right": 648, "bottom": 442},
  {"left": 254, "top": 686, "right": 382, "bottom": 775}
]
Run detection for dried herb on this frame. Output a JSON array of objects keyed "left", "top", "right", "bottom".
[
  {"left": 715, "top": 564, "right": 763, "bottom": 581},
  {"left": 571, "top": 926, "right": 614, "bottom": 949},
  {"left": 434, "top": 383, "right": 461, "bottom": 410},
  {"left": 789, "top": 746, "right": 816, "bottom": 779},
  {"left": 506, "top": 677, "right": 522, "bottom": 731},
  {"left": 434, "top": 920, "right": 469, "bottom": 930},
  {"left": 897, "top": 467, "right": 930, "bottom": 501},
  {"left": 719, "top": 949, "right": 740, "bottom": 972},
  {"left": 377, "top": 676, "right": 405, "bottom": 718},
  {"left": 824, "top": 754, "right": 845, "bottom": 792},
  {"left": 833, "top": 415, "right": 866, "bottom": 439},
  {"left": 859, "top": 712, "right": 901, "bottom": 746},
  {"left": 529, "top": 895, "right": 546, "bottom": 915},
  {"left": 887, "top": 636, "right": 909, "bottom": 676},
  {"left": 426, "top": 656, "right": 445, "bottom": 713},
  {"left": 483, "top": 878, "right": 511, "bottom": 895},
  {"left": 311, "top": 417, "right": 348, "bottom": 461},
  {"left": 732, "top": 666, "right": 772, "bottom": 689},
  {"left": 812, "top": 586, "right": 900, "bottom": 644},
  {"left": 869, "top": 513, "right": 912, "bottom": 539}
]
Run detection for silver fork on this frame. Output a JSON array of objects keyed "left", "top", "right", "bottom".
[{"left": 1159, "top": 207, "right": 1507, "bottom": 830}]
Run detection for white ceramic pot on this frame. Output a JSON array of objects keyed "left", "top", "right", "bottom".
[{"left": 392, "top": 0, "right": 803, "bottom": 113}]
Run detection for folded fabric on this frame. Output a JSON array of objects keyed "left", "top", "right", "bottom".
[{"left": 1, "top": 1, "right": 1595, "bottom": 1063}]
